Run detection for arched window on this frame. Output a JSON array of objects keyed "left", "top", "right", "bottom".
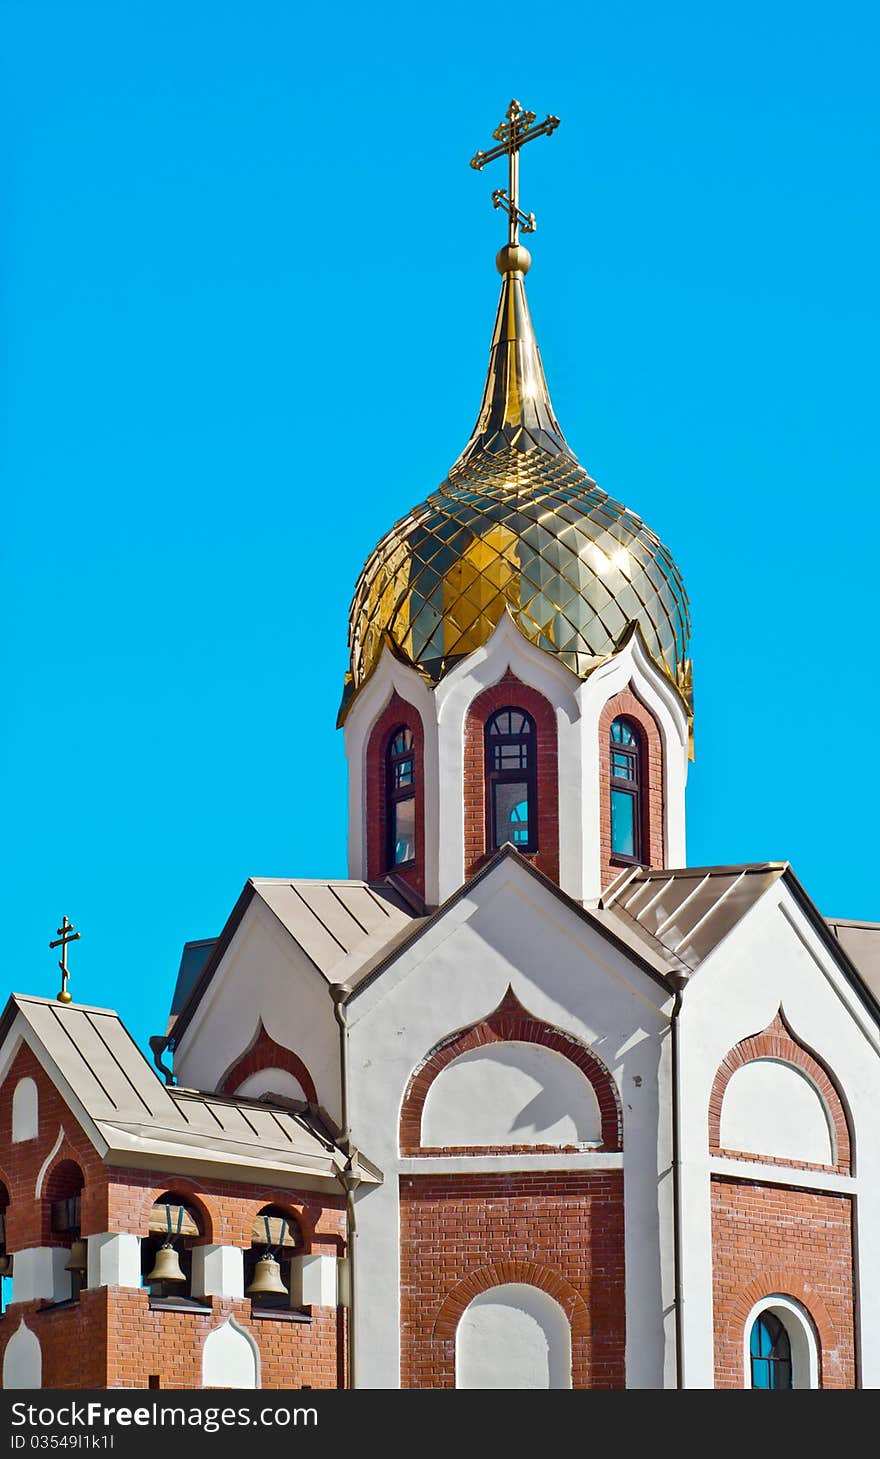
[
  {"left": 386, "top": 727, "right": 416, "bottom": 868},
  {"left": 749, "top": 1311, "right": 793, "bottom": 1389},
  {"left": 610, "top": 717, "right": 643, "bottom": 863},
  {"left": 142, "top": 1194, "right": 204, "bottom": 1307},
  {"left": 44, "top": 1160, "right": 85, "bottom": 1301},
  {"left": 245, "top": 1206, "right": 303, "bottom": 1314},
  {"left": 485, "top": 708, "right": 537, "bottom": 853}
]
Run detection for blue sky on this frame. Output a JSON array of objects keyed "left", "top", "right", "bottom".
[{"left": 3, "top": 1, "right": 879, "bottom": 1055}]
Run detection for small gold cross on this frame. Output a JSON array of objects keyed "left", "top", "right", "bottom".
[
  {"left": 470, "top": 99, "right": 560, "bottom": 244},
  {"left": 50, "top": 916, "right": 81, "bottom": 1004}
]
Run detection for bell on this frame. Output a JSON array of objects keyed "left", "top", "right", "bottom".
[
  {"left": 246, "top": 1251, "right": 288, "bottom": 1298},
  {"left": 146, "top": 1241, "right": 186, "bottom": 1284},
  {"left": 65, "top": 1239, "right": 87, "bottom": 1275},
  {"left": 0, "top": 1254, "right": 13, "bottom": 1278}
]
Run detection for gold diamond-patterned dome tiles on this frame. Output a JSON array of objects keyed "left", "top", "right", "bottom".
[{"left": 343, "top": 260, "right": 691, "bottom": 721}]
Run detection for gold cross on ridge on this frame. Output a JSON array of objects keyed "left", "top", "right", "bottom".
[{"left": 50, "top": 915, "right": 81, "bottom": 1004}]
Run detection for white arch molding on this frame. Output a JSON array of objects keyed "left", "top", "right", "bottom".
[
  {"left": 3, "top": 1320, "right": 42, "bottom": 1389},
  {"left": 455, "top": 1284, "right": 572, "bottom": 1389},
  {"left": 720, "top": 1059, "right": 834, "bottom": 1165},
  {"left": 233, "top": 1069, "right": 307, "bottom": 1103},
  {"left": 422, "top": 1041, "right": 601, "bottom": 1148},
  {"left": 743, "top": 1296, "right": 820, "bottom": 1390},
  {"left": 202, "top": 1317, "right": 260, "bottom": 1389}
]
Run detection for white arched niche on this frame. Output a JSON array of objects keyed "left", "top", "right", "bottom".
[
  {"left": 12, "top": 1078, "right": 39, "bottom": 1143},
  {"left": 234, "top": 1069, "right": 307, "bottom": 1103},
  {"left": 3, "top": 1321, "right": 42, "bottom": 1389},
  {"left": 743, "top": 1296, "right": 820, "bottom": 1390},
  {"left": 456, "top": 1284, "right": 572, "bottom": 1389},
  {"left": 720, "top": 1059, "right": 835, "bottom": 1165},
  {"left": 202, "top": 1317, "right": 259, "bottom": 1389},
  {"left": 421, "top": 1041, "right": 601, "bottom": 1148}
]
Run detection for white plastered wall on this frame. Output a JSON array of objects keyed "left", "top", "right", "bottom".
[
  {"left": 172, "top": 895, "right": 341, "bottom": 1124},
  {"left": 674, "top": 879, "right": 880, "bottom": 1388},
  {"left": 345, "top": 853, "right": 676, "bottom": 1389},
  {"left": 343, "top": 614, "right": 689, "bottom": 906}
]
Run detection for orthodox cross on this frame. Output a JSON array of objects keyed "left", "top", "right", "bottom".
[
  {"left": 470, "top": 99, "right": 560, "bottom": 245},
  {"left": 50, "top": 915, "right": 80, "bottom": 1004}
]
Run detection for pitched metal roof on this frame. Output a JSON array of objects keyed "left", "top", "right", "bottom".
[
  {"left": 596, "top": 862, "right": 788, "bottom": 977},
  {"left": 827, "top": 919, "right": 880, "bottom": 1001},
  {"left": 252, "top": 878, "right": 416, "bottom": 984},
  {"left": 170, "top": 876, "right": 418, "bottom": 1043},
  {"left": 1, "top": 993, "right": 379, "bottom": 1191}
]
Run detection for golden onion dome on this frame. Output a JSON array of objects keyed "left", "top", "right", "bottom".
[{"left": 341, "top": 247, "right": 692, "bottom": 726}]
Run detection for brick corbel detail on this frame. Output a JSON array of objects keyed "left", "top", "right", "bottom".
[
  {"left": 365, "top": 692, "right": 426, "bottom": 900},
  {"left": 598, "top": 684, "right": 664, "bottom": 889},
  {"left": 464, "top": 672, "right": 559, "bottom": 885},
  {"left": 399, "top": 987, "right": 622, "bottom": 1155},
  {"left": 433, "top": 1260, "right": 591, "bottom": 1340},
  {"left": 218, "top": 1021, "right": 317, "bottom": 1106},
  {"left": 708, "top": 1010, "right": 852, "bottom": 1175}
]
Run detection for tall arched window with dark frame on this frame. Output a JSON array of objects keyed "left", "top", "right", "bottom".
[
  {"left": 386, "top": 726, "right": 416, "bottom": 868},
  {"left": 610, "top": 717, "right": 644, "bottom": 864},
  {"left": 485, "top": 707, "right": 537, "bottom": 853}
]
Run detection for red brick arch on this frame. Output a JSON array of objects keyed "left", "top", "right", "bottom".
[
  {"left": 399, "top": 986, "right": 622, "bottom": 1155},
  {"left": 599, "top": 684, "right": 665, "bottom": 888},
  {"left": 722, "top": 1271, "right": 836, "bottom": 1388},
  {"left": 137, "top": 1181, "right": 218, "bottom": 1244},
  {"left": 433, "top": 1260, "right": 591, "bottom": 1340},
  {"left": 709, "top": 1010, "right": 852, "bottom": 1175},
  {"left": 218, "top": 1021, "right": 317, "bottom": 1106},
  {"left": 365, "top": 691, "right": 426, "bottom": 899},
  {"left": 464, "top": 671, "right": 559, "bottom": 884}
]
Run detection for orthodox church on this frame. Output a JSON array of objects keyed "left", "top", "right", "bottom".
[{"left": 1, "top": 103, "right": 879, "bottom": 1391}]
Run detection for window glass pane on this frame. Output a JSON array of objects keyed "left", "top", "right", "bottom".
[
  {"left": 611, "top": 749, "right": 635, "bottom": 781},
  {"left": 493, "top": 780, "right": 529, "bottom": 849},
  {"left": 494, "top": 742, "right": 529, "bottom": 771},
  {"left": 749, "top": 1315, "right": 792, "bottom": 1390},
  {"left": 611, "top": 788, "right": 636, "bottom": 857},
  {"left": 390, "top": 728, "right": 413, "bottom": 757},
  {"left": 393, "top": 797, "right": 415, "bottom": 864},
  {"left": 611, "top": 718, "right": 636, "bottom": 746},
  {"left": 394, "top": 756, "right": 414, "bottom": 789}
]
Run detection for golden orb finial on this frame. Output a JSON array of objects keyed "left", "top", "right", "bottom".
[{"left": 496, "top": 243, "right": 531, "bottom": 275}]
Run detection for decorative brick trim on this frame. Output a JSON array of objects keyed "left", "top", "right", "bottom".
[
  {"left": 218, "top": 1021, "right": 317, "bottom": 1106},
  {"left": 464, "top": 672, "right": 559, "bottom": 885},
  {"left": 365, "top": 692, "right": 426, "bottom": 899},
  {"left": 399, "top": 987, "right": 622, "bottom": 1155},
  {"left": 708, "top": 1010, "right": 852, "bottom": 1175},
  {"left": 433, "top": 1260, "right": 591, "bottom": 1339},
  {"left": 598, "top": 686, "right": 664, "bottom": 889}
]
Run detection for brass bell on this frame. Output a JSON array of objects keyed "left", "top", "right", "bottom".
[
  {"left": 246, "top": 1252, "right": 288, "bottom": 1298},
  {"left": 146, "top": 1241, "right": 186, "bottom": 1284},
  {"left": 65, "top": 1239, "right": 87, "bottom": 1275}
]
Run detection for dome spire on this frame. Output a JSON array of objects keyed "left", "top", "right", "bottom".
[{"left": 463, "top": 100, "right": 571, "bottom": 460}]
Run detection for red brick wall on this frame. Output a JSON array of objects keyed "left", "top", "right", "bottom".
[
  {"left": 711, "top": 1176, "right": 856, "bottom": 1389},
  {"left": 365, "top": 692, "right": 425, "bottom": 899},
  {"left": 399, "top": 1171, "right": 625, "bottom": 1388},
  {"left": 599, "top": 688, "right": 664, "bottom": 888},
  {"left": 0, "top": 1042, "right": 348, "bottom": 1389},
  {"left": 464, "top": 673, "right": 559, "bottom": 885}
]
